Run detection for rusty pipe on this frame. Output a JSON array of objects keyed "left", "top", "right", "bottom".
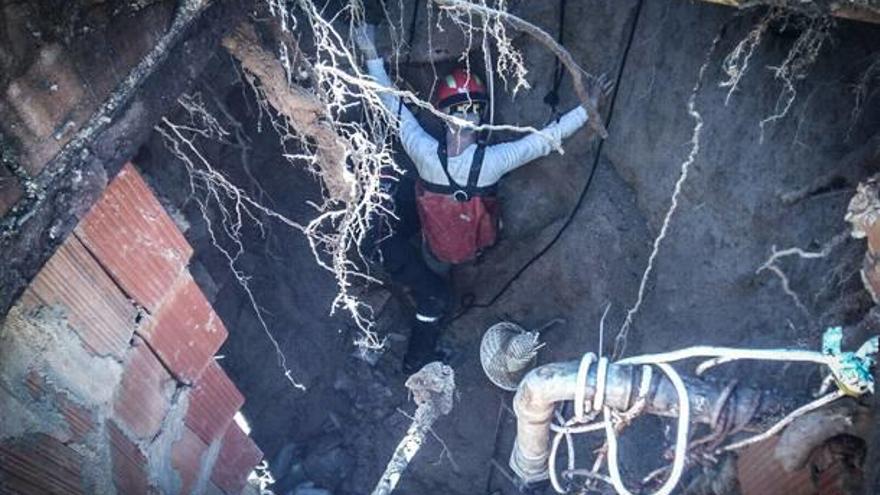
[{"left": 510, "top": 360, "right": 777, "bottom": 483}]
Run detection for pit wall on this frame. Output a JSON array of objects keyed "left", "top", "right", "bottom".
[{"left": 0, "top": 163, "right": 262, "bottom": 495}]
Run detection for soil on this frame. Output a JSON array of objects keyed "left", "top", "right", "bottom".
[{"left": 137, "top": 1, "right": 880, "bottom": 494}]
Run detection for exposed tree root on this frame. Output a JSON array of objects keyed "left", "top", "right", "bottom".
[
  {"left": 222, "top": 23, "right": 354, "bottom": 203},
  {"left": 755, "top": 231, "right": 848, "bottom": 318},
  {"left": 157, "top": 103, "right": 309, "bottom": 391},
  {"left": 718, "top": 8, "right": 833, "bottom": 141},
  {"left": 847, "top": 53, "right": 880, "bottom": 140},
  {"left": 434, "top": 0, "right": 608, "bottom": 138},
  {"left": 612, "top": 32, "right": 721, "bottom": 360}
]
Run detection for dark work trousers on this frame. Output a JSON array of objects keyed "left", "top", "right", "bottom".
[{"left": 368, "top": 172, "right": 450, "bottom": 371}]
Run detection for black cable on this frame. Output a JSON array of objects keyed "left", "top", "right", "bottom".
[
  {"left": 449, "top": 0, "right": 647, "bottom": 323},
  {"left": 543, "top": 0, "right": 568, "bottom": 114},
  {"left": 396, "top": 0, "right": 421, "bottom": 120}
]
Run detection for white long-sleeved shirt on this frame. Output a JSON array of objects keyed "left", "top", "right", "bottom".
[{"left": 366, "top": 58, "right": 588, "bottom": 189}]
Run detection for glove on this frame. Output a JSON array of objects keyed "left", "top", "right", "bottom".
[{"left": 353, "top": 24, "right": 378, "bottom": 60}]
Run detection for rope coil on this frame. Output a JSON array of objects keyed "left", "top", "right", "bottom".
[
  {"left": 541, "top": 329, "right": 877, "bottom": 495},
  {"left": 548, "top": 355, "right": 690, "bottom": 495}
]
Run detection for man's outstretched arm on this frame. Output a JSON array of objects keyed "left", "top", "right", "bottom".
[
  {"left": 481, "top": 105, "right": 589, "bottom": 183},
  {"left": 354, "top": 25, "right": 439, "bottom": 172}
]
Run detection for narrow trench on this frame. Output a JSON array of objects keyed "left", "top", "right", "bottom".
[{"left": 126, "top": 2, "right": 880, "bottom": 495}]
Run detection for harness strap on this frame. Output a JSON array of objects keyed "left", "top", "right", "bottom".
[
  {"left": 467, "top": 144, "right": 486, "bottom": 189},
  {"left": 433, "top": 141, "right": 489, "bottom": 201}
]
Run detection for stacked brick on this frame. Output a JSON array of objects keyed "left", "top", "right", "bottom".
[{"left": 0, "top": 163, "right": 262, "bottom": 494}]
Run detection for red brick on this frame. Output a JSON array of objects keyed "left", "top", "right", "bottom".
[
  {"left": 185, "top": 362, "right": 244, "bottom": 445},
  {"left": 810, "top": 436, "right": 865, "bottom": 495},
  {"left": 107, "top": 420, "right": 153, "bottom": 495},
  {"left": 19, "top": 235, "right": 138, "bottom": 358},
  {"left": 0, "top": 164, "right": 23, "bottom": 217},
  {"left": 113, "top": 338, "right": 175, "bottom": 440},
  {"left": 139, "top": 276, "right": 227, "bottom": 383},
  {"left": 0, "top": 434, "right": 87, "bottom": 494},
  {"left": 20, "top": 371, "right": 97, "bottom": 444},
  {"left": 211, "top": 422, "right": 263, "bottom": 495},
  {"left": 75, "top": 162, "right": 192, "bottom": 312},
  {"left": 738, "top": 436, "right": 815, "bottom": 495},
  {"left": 172, "top": 427, "right": 210, "bottom": 495}
]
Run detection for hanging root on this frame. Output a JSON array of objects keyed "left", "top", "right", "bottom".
[
  {"left": 718, "top": 7, "right": 834, "bottom": 141},
  {"left": 719, "top": 8, "right": 783, "bottom": 105},
  {"left": 755, "top": 231, "right": 848, "bottom": 318},
  {"left": 156, "top": 99, "right": 309, "bottom": 391},
  {"left": 847, "top": 53, "right": 880, "bottom": 140},
  {"left": 612, "top": 33, "right": 721, "bottom": 360},
  {"left": 436, "top": 0, "right": 530, "bottom": 97},
  {"left": 433, "top": 0, "right": 608, "bottom": 138},
  {"left": 226, "top": 3, "right": 406, "bottom": 351},
  {"left": 758, "top": 13, "right": 833, "bottom": 141}
]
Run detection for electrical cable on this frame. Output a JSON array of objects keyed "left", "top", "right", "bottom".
[
  {"left": 543, "top": 0, "right": 568, "bottom": 119},
  {"left": 449, "top": 0, "right": 647, "bottom": 323}
]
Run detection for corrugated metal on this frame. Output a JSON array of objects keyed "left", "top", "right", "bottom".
[
  {"left": 738, "top": 436, "right": 816, "bottom": 495},
  {"left": 0, "top": 434, "right": 86, "bottom": 495},
  {"left": 75, "top": 162, "right": 192, "bottom": 312},
  {"left": 139, "top": 275, "right": 227, "bottom": 383},
  {"left": 211, "top": 422, "right": 263, "bottom": 495},
  {"left": 112, "top": 337, "right": 175, "bottom": 440},
  {"left": 107, "top": 420, "right": 153, "bottom": 495},
  {"left": 20, "top": 236, "right": 137, "bottom": 358},
  {"left": 186, "top": 361, "right": 244, "bottom": 445},
  {"left": 172, "top": 426, "right": 210, "bottom": 495}
]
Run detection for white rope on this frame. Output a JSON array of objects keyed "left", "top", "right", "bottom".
[
  {"left": 605, "top": 362, "right": 689, "bottom": 495},
  {"left": 616, "top": 346, "right": 833, "bottom": 368},
  {"left": 544, "top": 334, "right": 875, "bottom": 495},
  {"left": 574, "top": 352, "right": 596, "bottom": 422},
  {"left": 548, "top": 355, "right": 688, "bottom": 495}
]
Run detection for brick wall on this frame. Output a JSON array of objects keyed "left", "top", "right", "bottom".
[{"left": 0, "top": 163, "right": 262, "bottom": 495}]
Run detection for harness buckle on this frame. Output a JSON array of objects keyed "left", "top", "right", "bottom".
[{"left": 453, "top": 190, "right": 469, "bottom": 202}]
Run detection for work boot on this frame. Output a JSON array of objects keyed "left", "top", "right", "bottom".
[{"left": 402, "top": 319, "right": 443, "bottom": 374}]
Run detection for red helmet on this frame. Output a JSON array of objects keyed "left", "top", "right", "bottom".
[{"left": 435, "top": 67, "right": 488, "bottom": 112}]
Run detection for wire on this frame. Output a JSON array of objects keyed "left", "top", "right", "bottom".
[{"left": 449, "top": 0, "right": 647, "bottom": 323}]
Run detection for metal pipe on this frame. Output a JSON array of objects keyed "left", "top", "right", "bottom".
[{"left": 509, "top": 360, "right": 774, "bottom": 483}]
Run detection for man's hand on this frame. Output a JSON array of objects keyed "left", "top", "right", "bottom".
[
  {"left": 586, "top": 73, "right": 614, "bottom": 111},
  {"left": 353, "top": 24, "right": 378, "bottom": 60}
]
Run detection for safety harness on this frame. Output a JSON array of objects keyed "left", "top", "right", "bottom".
[
  {"left": 419, "top": 141, "right": 494, "bottom": 200},
  {"left": 415, "top": 141, "right": 500, "bottom": 264}
]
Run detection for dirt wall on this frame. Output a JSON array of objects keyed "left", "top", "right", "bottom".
[{"left": 136, "top": 1, "right": 880, "bottom": 494}]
